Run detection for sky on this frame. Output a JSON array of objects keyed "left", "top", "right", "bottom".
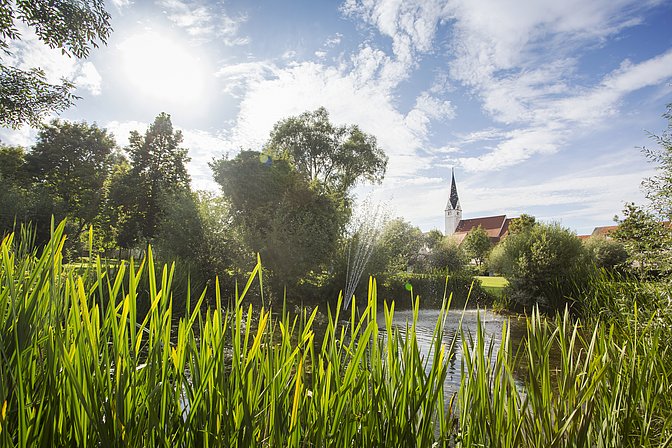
[{"left": 2, "top": 0, "right": 672, "bottom": 235}]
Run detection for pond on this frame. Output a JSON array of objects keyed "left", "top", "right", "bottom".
[{"left": 379, "top": 308, "right": 529, "bottom": 397}]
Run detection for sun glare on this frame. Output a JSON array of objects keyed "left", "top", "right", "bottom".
[{"left": 119, "top": 31, "right": 206, "bottom": 104}]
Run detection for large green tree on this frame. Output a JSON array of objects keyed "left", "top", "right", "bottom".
[
  {"left": 0, "top": 0, "right": 112, "bottom": 128},
  {"left": 211, "top": 150, "right": 344, "bottom": 284},
  {"left": 266, "top": 107, "right": 388, "bottom": 195},
  {"left": 25, "top": 119, "right": 116, "bottom": 236},
  {"left": 369, "top": 218, "right": 424, "bottom": 274},
  {"left": 462, "top": 225, "right": 491, "bottom": 267},
  {"left": 427, "top": 236, "right": 465, "bottom": 273},
  {"left": 115, "top": 113, "right": 191, "bottom": 247}
]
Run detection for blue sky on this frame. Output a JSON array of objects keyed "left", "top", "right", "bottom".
[{"left": 2, "top": 0, "right": 672, "bottom": 235}]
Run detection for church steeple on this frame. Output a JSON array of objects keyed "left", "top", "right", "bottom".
[
  {"left": 446, "top": 168, "right": 460, "bottom": 210},
  {"left": 445, "top": 168, "right": 462, "bottom": 235}
]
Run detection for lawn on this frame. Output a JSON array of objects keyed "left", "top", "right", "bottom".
[{"left": 475, "top": 275, "right": 508, "bottom": 298}]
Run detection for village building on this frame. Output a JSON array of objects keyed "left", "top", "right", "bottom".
[{"left": 444, "top": 169, "right": 512, "bottom": 245}]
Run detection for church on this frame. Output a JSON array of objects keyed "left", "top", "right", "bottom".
[{"left": 444, "top": 169, "right": 512, "bottom": 245}]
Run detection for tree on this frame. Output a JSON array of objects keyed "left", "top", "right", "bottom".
[
  {"left": 427, "top": 237, "right": 465, "bottom": 273},
  {"left": 369, "top": 218, "right": 425, "bottom": 274},
  {"left": 0, "top": 1, "right": 112, "bottom": 128},
  {"left": 24, "top": 120, "right": 116, "bottom": 236},
  {"left": 211, "top": 150, "right": 345, "bottom": 284},
  {"left": 116, "top": 113, "right": 191, "bottom": 247},
  {"left": 462, "top": 225, "right": 491, "bottom": 267},
  {"left": 583, "top": 236, "right": 628, "bottom": 272},
  {"left": 508, "top": 214, "right": 536, "bottom": 234},
  {"left": 612, "top": 203, "right": 672, "bottom": 279},
  {"left": 488, "top": 222, "right": 588, "bottom": 312},
  {"left": 266, "top": 107, "right": 388, "bottom": 195},
  {"left": 641, "top": 103, "right": 672, "bottom": 220},
  {"left": 0, "top": 143, "right": 27, "bottom": 181}
]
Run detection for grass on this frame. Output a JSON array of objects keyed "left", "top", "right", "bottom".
[
  {"left": 475, "top": 275, "right": 508, "bottom": 298},
  {"left": 1, "top": 225, "right": 671, "bottom": 446}
]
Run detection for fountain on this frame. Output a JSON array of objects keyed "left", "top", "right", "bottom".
[{"left": 343, "top": 202, "right": 386, "bottom": 310}]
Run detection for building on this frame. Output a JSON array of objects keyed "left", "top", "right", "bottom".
[{"left": 444, "top": 170, "right": 512, "bottom": 244}]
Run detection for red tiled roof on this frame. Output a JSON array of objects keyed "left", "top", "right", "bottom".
[
  {"left": 592, "top": 225, "right": 618, "bottom": 237},
  {"left": 453, "top": 215, "right": 511, "bottom": 243}
]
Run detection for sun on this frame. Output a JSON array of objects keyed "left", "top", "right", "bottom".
[{"left": 118, "top": 30, "right": 207, "bottom": 105}]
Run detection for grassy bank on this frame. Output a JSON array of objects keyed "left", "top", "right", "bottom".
[
  {"left": 474, "top": 275, "right": 508, "bottom": 298},
  {"left": 1, "top": 225, "right": 671, "bottom": 446}
]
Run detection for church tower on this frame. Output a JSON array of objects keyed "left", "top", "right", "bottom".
[{"left": 445, "top": 168, "right": 462, "bottom": 235}]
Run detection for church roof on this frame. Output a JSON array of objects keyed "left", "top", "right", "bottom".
[
  {"left": 453, "top": 215, "right": 511, "bottom": 243},
  {"left": 446, "top": 168, "right": 459, "bottom": 210}
]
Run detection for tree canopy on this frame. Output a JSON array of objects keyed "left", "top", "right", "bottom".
[
  {"left": 462, "top": 225, "right": 491, "bottom": 267},
  {"left": 0, "top": 0, "right": 112, "bottom": 128},
  {"left": 211, "top": 150, "right": 344, "bottom": 284},
  {"left": 25, "top": 119, "right": 116, "bottom": 233},
  {"left": 115, "top": 113, "right": 191, "bottom": 247},
  {"left": 641, "top": 103, "right": 672, "bottom": 221},
  {"left": 266, "top": 107, "right": 388, "bottom": 195},
  {"left": 488, "top": 222, "right": 587, "bottom": 311}
]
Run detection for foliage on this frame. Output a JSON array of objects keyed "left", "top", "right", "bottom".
[
  {"left": 266, "top": 107, "right": 388, "bottom": 195},
  {"left": 211, "top": 150, "right": 344, "bottom": 285},
  {"left": 0, "top": 144, "right": 27, "bottom": 181},
  {"left": 641, "top": 103, "right": 672, "bottom": 220},
  {"left": 458, "top": 306, "right": 672, "bottom": 447},
  {"left": 613, "top": 203, "right": 672, "bottom": 279},
  {"left": 488, "top": 222, "right": 588, "bottom": 312},
  {"left": 508, "top": 213, "right": 536, "bottom": 234},
  {"left": 462, "top": 225, "right": 491, "bottom": 267},
  {"left": 426, "top": 236, "right": 466, "bottom": 273},
  {"left": 0, "top": 225, "right": 455, "bottom": 446},
  {"left": 153, "top": 190, "right": 204, "bottom": 264},
  {"left": 0, "top": 143, "right": 64, "bottom": 244},
  {"left": 369, "top": 218, "right": 424, "bottom": 274},
  {"left": 0, "top": 0, "right": 112, "bottom": 128},
  {"left": 2, "top": 226, "right": 671, "bottom": 447},
  {"left": 378, "top": 272, "right": 494, "bottom": 309},
  {"left": 25, "top": 120, "right": 116, "bottom": 236},
  {"left": 115, "top": 113, "right": 192, "bottom": 248},
  {"left": 583, "top": 235, "right": 628, "bottom": 271},
  {"left": 194, "top": 191, "right": 250, "bottom": 279},
  {"left": 423, "top": 228, "right": 444, "bottom": 250}
]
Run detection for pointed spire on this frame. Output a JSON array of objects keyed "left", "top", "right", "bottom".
[{"left": 447, "top": 168, "right": 460, "bottom": 210}]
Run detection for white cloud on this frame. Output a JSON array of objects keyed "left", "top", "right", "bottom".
[
  {"left": 4, "top": 24, "right": 104, "bottom": 96},
  {"left": 325, "top": 33, "right": 343, "bottom": 47},
  {"left": 405, "top": 91, "right": 455, "bottom": 137},
  {"left": 0, "top": 126, "right": 38, "bottom": 148},
  {"left": 217, "top": 59, "right": 427, "bottom": 184},
  {"left": 215, "top": 61, "right": 277, "bottom": 96},
  {"left": 157, "top": 0, "right": 249, "bottom": 45},
  {"left": 74, "top": 62, "right": 103, "bottom": 95},
  {"left": 342, "top": 0, "right": 450, "bottom": 83}
]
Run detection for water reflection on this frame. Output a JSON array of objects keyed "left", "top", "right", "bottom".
[{"left": 379, "top": 308, "right": 528, "bottom": 397}]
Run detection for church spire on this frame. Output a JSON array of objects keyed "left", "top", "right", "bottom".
[
  {"left": 447, "top": 168, "right": 460, "bottom": 210},
  {"left": 444, "top": 168, "right": 462, "bottom": 235}
]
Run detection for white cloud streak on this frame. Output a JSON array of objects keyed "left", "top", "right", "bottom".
[{"left": 157, "top": 0, "right": 249, "bottom": 45}]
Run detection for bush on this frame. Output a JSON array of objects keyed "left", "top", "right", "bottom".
[
  {"left": 583, "top": 236, "right": 628, "bottom": 271},
  {"left": 376, "top": 272, "right": 494, "bottom": 309},
  {"left": 488, "top": 222, "right": 590, "bottom": 313}
]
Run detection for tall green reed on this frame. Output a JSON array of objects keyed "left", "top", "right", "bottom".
[
  {"left": 0, "top": 225, "right": 456, "bottom": 446},
  {"left": 1, "top": 225, "right": 671, "bottom": 447}
]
